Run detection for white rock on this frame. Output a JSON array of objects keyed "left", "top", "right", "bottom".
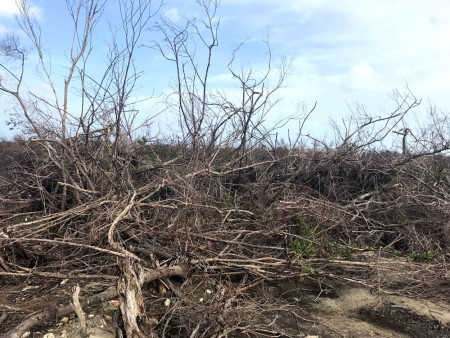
[
  {"left": 43, "top": 334, "right": 56, "bottom": 338},
  {"left": 199, "top": 298, "right": 204, "bottom": 302},
  {"left": 21, "top": 332, "right": 31, "bottom": 338},
  {"left": 206, "top": 289, "right": 212, "bottom": 294},
  {"left": 164, "top": 299, "right": 171, "bottom": 307},
  {"left": 88, "top": 314, "right": 95, "bottom": 318}
]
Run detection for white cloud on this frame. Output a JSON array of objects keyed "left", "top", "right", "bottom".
[
  {"left": 433, "top": 27, "right": 450, "bottom": 49},
  {"left": 0, "top": 0, "right": 19, "bottom": 17},
  {"left": 28, "top": 4, "right": 42, "bottom": 20},
  {"left": 0, "top": 0, "right": 42, "bottom": 20},
  {"left": 395, "top": 64, "right": 409, "bottom": 75},
  {"left": 351, "top": 62, "right": 374, "bottom": 77},
  {"left": 348, "top": 62, "right": 384, "bottom": 91},
  {"left": 219, "top": 0, "right": 450, "bottom": 111},
  {"left": 164, "top": 7, "right": 180, "bottom": 23}
]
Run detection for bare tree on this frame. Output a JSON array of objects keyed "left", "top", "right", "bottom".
[
  {"left": 153, "top": 0, "right": 293, "bottom": 164},
  {"left": 1, "top": 1, "right": 449, "bottom": 337},
  {"left": 0, "top": 0, "right": 166, "bottom": 336}
]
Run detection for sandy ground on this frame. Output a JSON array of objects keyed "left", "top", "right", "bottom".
[
  {"left": 312, "top": 287, "right": 450, "bottom": 337},
  {"left": 1, "top": 281, "right": 449, "bottom": 337}
]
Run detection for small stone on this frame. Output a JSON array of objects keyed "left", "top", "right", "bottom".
[
  {"left": 43, "top": 334, "right": 55, "bottom": 338},
  {"left": 199, "top": 298, "right": 204, "bottom": 302},
  {"left": 21, "top": 332, "right": 31, "bottom": 338},
  {"left": 164, "top": 299, "right": 171, "bottom": 307},
  {"left": 60, "top": 316, "right": 69, "bottom": 323},
  {"left": 88, "top": 314, "right": 94, "bottom": 318},
  {"left": 206, "top": 289, "right": 212, "bottom": 294}
]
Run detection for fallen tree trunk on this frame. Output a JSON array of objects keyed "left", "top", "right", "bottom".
[{"left": 2, "top": 264, "right": 189, "bottom": 338}]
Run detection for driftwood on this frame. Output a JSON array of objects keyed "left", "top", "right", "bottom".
[{"left": 71, "top": 284, "right": 88, "bottom": 335}]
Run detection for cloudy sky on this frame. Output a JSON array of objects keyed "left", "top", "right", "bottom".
[{"left": 0, "top": 0, "right": 449, "bottom": 140}]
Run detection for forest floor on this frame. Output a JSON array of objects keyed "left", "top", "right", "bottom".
[{"left": 2, "top": 270, "right": 449, "bottom": 338}]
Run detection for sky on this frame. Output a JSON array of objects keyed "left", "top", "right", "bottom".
[{"left": 0, "top": 0, "right": 449, "bottom": 142}]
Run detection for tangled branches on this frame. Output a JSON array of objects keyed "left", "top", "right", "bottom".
[
  {"left": 1, "top": 135, "right": 449, "bottom": 336},
  {"left": 0, "top": 0, "right": 449, "bottom": 336}
]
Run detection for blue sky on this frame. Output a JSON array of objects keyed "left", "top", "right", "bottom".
[{"left": 1, "top": 0, "right": 449, "bottom": 141}]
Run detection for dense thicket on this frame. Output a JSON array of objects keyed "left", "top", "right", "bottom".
[
  {"left": 0, "top": 0, "right": 449, "bottom": 336},
  {"left": 0, "top": 137, "right": 448, "bottom": 336}
]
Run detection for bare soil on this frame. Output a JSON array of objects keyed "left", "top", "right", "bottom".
[
  {"left": 2, "top": 277, "right": 449, "bottom": 338},
  {"left": 312, "top": 287, "right": 450, "bottom": 337}
]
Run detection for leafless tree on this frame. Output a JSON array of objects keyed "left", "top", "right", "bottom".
[
  {"left": 152, "top": 0, "right": 294, "bottom": 165},
  {"left": 1, "top": 1, "right": 449, "bottom": 337}
]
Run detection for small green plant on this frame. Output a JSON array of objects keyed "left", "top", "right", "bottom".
[
  {"left": 136, "top": 136, "right": 148, "bottom": 145},
  {"left": 222, "top": 192, "right": 232, "bottom": 207},
  {"left": 325, "top": 241, "right": 337, "bottom": 249},
  {"left": 408, "top": 250, "right": 435, "bottom": 261},
  {"left": 298, "top": 215, "right": 314, "bottom": 237},
  {"left": 292, "top": 239, "right": 305, "bottom": 255},
  {"left": 323, "top": 241, "right": 354, "bottom": 260},
  {"left": 292, "top": 239, "right": 316, "bottom": 259},
  {"left": 146, "top": 152, "right": 157, "bottom": 163},
  {"left": 164, "top": 149, "right": 177, "bottom": 160},
  {"left": 382, "top": 246, "right": 401, "bottom": 256},
  {"left": 291, "top": 240, "right": 316, "bottom": 273},
  {"left": 324, "top": 241, "right": 337, "bottom": 259},
  {"left": 306, "top": 266, "right": 315, "bottom": 274},
  {"left": 341, "top": 247, "right": 352, "bottom": 259},
  {"left": 136, "top": 137, "right": 157, "bottom": 163}
]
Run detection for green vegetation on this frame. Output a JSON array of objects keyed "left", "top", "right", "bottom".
[
  {"left": 408, "top": 250, "right": 435, "bottom": 261},
  {"left": 222, "top": 192, "right": 232, "bottom": 207}
]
